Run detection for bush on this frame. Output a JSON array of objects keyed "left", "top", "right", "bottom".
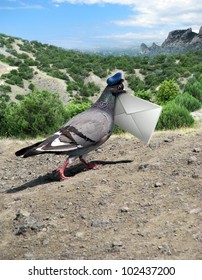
[
  {"left": 134, "top": 90, "right": 152, "bottom": 101},
  {"left": 15, "top": 94, "right": 24, "bottom": 101},
  {"left": 157, "top": 102, "right": 194, "bottom": 130},
  {"left": 0, "top": 94, "right": 10, "bottom": 102},
  {"left": 0, "top": 85, "right": 11, "bottom": 93},
  {"left": 184, "top": 82, "right": 202, "bottom": 103},
  {"left": 0, "top": 100, "right": 9, "bottom": 136},
  {"left": 2, "top": 90, "right": 67, "bottom": 138},
  {"left": 174, "top": 92, "right": 201, "bottom": 112},
  {"left": 157, "top": 79, "right": 179, "bottom": 104}
]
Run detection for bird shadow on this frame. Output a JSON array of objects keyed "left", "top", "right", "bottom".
[{"left": 5, "top": 159, "right": 133, "bottom": 193}]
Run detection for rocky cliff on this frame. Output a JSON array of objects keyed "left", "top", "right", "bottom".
[{"left": 140, "top": 26, "right": 202, "bottom": 56}]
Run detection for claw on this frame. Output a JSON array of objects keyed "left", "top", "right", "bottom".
[{"left": 56, "top": 159, "right": 70, "bottom": 180}]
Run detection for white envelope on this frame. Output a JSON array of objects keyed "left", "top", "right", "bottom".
[{"left": 114, "top": 94, "right": 162, "bottom": 144}]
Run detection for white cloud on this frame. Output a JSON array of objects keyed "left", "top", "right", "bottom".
[
  {"left": 113, "top": 0, "right": 202, "bottom": 29},
  {"left": 50, "top": 0, "right": 202, "bottom": 48},
  {"left": 52, "top": 0, "right": 202, "bottom": 29}
]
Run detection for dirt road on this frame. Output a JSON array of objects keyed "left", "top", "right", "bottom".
[{"left": 0, "top": 124, "right": 201, "bottom": 259}]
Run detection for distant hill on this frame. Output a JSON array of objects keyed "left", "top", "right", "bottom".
[
  {"left": 140, "top": 26, "right": 202, "bottom": 56},
  {"left": 0, "top": 32, "right": 202, "bottom": 105}
]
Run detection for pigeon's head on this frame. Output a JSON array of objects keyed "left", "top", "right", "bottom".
[
  {"left": 110, "top": 79, "right": 126, "bottom": 96},
  {"left": 106, "top": 72, "right": 126, "bottom": 96}
]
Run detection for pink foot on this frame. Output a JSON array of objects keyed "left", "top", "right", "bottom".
[
  {"left": 55, "top": 159, "right": 69, "bottom": 180},
  {"left": 57, "top": 168, "right": 70, "bottom": 180}
]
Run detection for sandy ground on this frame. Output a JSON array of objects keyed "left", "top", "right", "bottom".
[{"left": 0, "top": 123, "right": 201, "bottom": 260}]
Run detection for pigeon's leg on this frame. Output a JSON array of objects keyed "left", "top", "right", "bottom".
[
  {"left": 57, "top": 159, "right": 70, "bottom": 180},
  {"left": 79, "top": 156, "right": 102, "bottom": 170}
]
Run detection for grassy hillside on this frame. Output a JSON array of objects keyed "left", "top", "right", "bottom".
[{"left": 0, "top": 33, "right": 202, "bottom": 138}]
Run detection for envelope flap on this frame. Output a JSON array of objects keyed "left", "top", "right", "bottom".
[
  {"left": 114, "top": 93, "right": 162, "bottom": 144},
  {"left": 115, "top": 94, "right": 160, "bottom": 115}
]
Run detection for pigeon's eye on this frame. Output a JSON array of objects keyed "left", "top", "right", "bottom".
[{"left": 118, "top": 84, "right": 124, "bottom": 90}]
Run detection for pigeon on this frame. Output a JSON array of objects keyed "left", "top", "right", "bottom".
[{"left": 15, "top": 72, "right": 126, "bottom": 180}]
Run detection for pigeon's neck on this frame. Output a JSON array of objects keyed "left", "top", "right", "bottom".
[{"left": 92, "top": 88, "right": 116, "bottom": 114}]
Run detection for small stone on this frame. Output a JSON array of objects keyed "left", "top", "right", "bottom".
[
  {"left": 137, "top": 232, "right": 145, "bottom": 237},
  {"left": 154, "top": 182, "right": 162, "bottom": 188},
  {"left": 138, "top": 163, "right": 149, "bottom": 170},
  {"left": 164, "top": 138, "right": 173, "bottom": 143},
  {"left": 192, "top": 171, "right": 199, "bottom": 178},
  {"left": 120, "top": 207, "right": 129, "bottom": 212},
  {"left": 112, "top": 240, "right": 123, "bottom": 247},
  {"left": 80, "top": 213, "right": 87, "bottom": 219},
  {"left": 91, "top": 220, "right": 110, "bottom": 227},
  {"left": 158, "top": 244, "right": 172, "bottom": 255},
  {"left": 101, "top": 178, "right": 108, "bottom": 184},
  {"left": 99, "top": 198, "right": 107, "bottom": 205},
  {"left": 75, "top": 232, "right": 84, "bottom": 238},
  {"left": 96, "top": 148, "right": 102, "bottom": 153},
  {"left": 42, "top": 239, "right": 49, "bottom": 246},
  {"left": 187, "top": 156, "right": 197, "bottom": 164},
  {"left": 15, "top": 209, "right": 30, "bottom": 220},
  {"left": 192, "top": 148, "right": 201, "bottom": 153},
  {"left": 23, "top": 253, "right": 35, "bottom": 260},
  {"left": 189, "top": 208, "right": 201, "bottom": 214}
]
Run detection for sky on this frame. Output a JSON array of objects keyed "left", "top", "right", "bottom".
[{"left": 0, "top": 0, "right": 202, "bottom": 50}]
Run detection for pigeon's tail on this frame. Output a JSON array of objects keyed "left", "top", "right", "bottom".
[{"left": 15, "top": 141, "right": 44, "bottom": 158}]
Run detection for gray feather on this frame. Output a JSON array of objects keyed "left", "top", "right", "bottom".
[{"left": 15, "top": 80, "right": 125, "bottom": 159}]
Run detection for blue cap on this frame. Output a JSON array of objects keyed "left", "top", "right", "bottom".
[{"left": 106, "top": 72, "right": 122, "bottom": 86}]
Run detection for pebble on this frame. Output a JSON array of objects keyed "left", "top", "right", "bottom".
[
  {"left": 154, "top": 182, "right": 163, "bottom": 188},
  {"left": 189, "top": 208, "right": 201, "bottom": 214},
  {"left": 75, "top": 232, "right": 85, "bottom": 238},
  {"left": 80, "top": 213, "right": 87, "bottom": 219},
  {"left": 164, "top": 138, "right": 173, "bottom": 143},
  {"left": 101, "top": 178, "right": 109, "bottom": 184},
  {"left": 138, "top": 163, "right": 160, "bottom": 170},
  {"left": 192, "top": 171, "right": 199, "bottom": 178},
  {"left": 14, "top": 210, "right": 44, "bottom": 235},
  {"left": 23, "top": 253, "right": 35, "bottom": 260},
  {"left": 187, "top": 156, "right": 198, "bottom": 164},
  {"left": 120, "top": 207, "right": 129, "bottom": 212},
  {"left": 112, "top": 240, "right": 123, "bottom": 247},
  {"left": 42, "top": 239, "right": 49, "bottom": 246},
  {"left": 91, "top": 220, "right": 110, "bottom": 227},
  {"left": 158, "top": 244, "right": 172, "bottom": 255},
  {"left": 192, "top": 148, "right": 201, "bottom": 153}
]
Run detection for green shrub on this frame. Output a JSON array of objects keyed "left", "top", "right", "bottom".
[
  {"left": 134, "top": 90, "right": 152, "bottom": 101},
  {"left": 0, "top": 85, "right": 11, "bottom": 93},
  {"left": 157, "top": 102, "right": 194, "bottom": 130},
  {"left": 0, "top": 100, "right": 8, "bottom": 136},
  {"left": 15, "top": 94, "right": 24, "bottom": 101},
  {"left": 184, "top": 82, "right": 202, "bottom": 103},
  {"left": 0, "top": 94, "right": 10, "bottom": 102},
  {"left": 28, "top": 83, "right": 35, "bottom": 91},
  {"left": 174, "top": 92, "right": 201, "bottom": 112},
  {"left": 157, "top": 79, "right": 179, "bottom": 104},
  {"left": 3, "top": 90, "right": 67, "bottom": 138},
  {"left": 113, "top": 124, "right": 124, "bottom": 134}
]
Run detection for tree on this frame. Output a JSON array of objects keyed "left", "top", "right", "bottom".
[
  {"left": 4, "top": 90, "right": 67, "bottom": 138},
  {"left": 157, "top": 79, "right": 179, "bottom": 104}
]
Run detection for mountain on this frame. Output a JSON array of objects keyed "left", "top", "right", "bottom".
[
  {"left": 1, "top": 32, "right": 202, "bottom": 106},
  {"left": 140, "top": 26, "right": 202, "bottom": 56}
]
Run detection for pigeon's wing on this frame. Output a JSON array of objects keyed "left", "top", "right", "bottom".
[{"left": 35, "top": 109, "right": 113, "bottom": 154}]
